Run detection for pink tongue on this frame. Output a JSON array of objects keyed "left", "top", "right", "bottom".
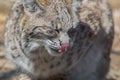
[{"left": 58, "top": 43, "right": 70, "bottom": 53}]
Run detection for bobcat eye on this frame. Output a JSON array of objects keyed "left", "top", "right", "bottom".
[
  {"left": 55, "top": 29, "right": 60, "bottom": 33},
  {"left": 47, "top": 30, "right": 54, "bottom": 34},
  {"left": 55, "top": 28, "right": 62, "bottom": 33},
  {"left": 46, "top": 30, "right": 57, "bottom": 38}
]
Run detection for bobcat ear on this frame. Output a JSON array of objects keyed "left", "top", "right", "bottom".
[{"left": 22, "top": 0, "right": 45, "bottom": 15}]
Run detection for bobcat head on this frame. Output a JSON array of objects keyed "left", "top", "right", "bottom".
[{"left": 19, "top": 1, "right": 72, "bottom": 56}]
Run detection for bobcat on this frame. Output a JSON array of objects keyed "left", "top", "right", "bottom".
[{"left": 5, "top": 0, "right": 114, "bottom": 80}]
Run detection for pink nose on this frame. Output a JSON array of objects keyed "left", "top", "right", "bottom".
[{"left": 58, "top": 43, "right": 70, "bottom": 53}]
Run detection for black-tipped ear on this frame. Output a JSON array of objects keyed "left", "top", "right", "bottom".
[{"left": 22, "top": 0, "right": 44, "bottom": 15}]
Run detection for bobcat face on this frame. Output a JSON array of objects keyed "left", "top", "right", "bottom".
[
  {"left": 19, "top": 0, "right": 73, "bottom": 57},
  {"left": 21, "top": 18, "right": 70, "bottom": 56}
]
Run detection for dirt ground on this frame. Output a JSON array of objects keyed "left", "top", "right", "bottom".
[{"left": 0, "top": 0, "right": 120, "bottom": 80}]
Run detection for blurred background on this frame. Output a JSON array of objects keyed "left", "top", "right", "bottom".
[{"left": 0, "top": 0, "right": 120, "bottom": 80}]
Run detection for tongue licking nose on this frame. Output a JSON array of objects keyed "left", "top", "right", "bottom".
[{"left": 58, "top": 43, "right": 70, "bottom": 53}]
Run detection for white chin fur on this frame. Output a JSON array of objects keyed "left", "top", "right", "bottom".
[
  {"left": 43, "top": 40, "right": 62, "bottom": 56},
  {"left": 44, "top": 46, "right": 63, "bottom": 56}
]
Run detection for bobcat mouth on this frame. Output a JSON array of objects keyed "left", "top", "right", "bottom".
[
  {"left": 50, "top": 47, "right": 58, "bottom": 52},
  {"left": 50, "top": 43, "right": 70, "bottom": 53},
  {"left": 45, "top": 40, "right": 70, "bottom": 56}
]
